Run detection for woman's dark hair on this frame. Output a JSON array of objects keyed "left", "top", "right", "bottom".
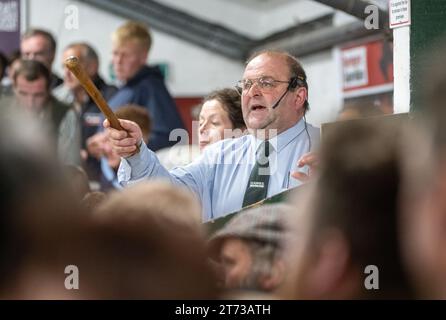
[{"left": 203, "top": 88, "right": 246, "bottom": 130}]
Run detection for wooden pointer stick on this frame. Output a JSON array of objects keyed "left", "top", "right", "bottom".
[{"left": 64, "top": 56, "right": 139, "bottom": 152}]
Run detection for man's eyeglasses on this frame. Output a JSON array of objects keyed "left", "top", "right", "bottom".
[{"left": 235, "top": 76, "right": 292, "bottom": 95}]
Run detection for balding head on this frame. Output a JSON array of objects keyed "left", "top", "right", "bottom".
[
  {"left": 62, "top": 42, "right": 99, "bottom": 90},
  {"left": 240, "top": 50, "right": 309, "bottom": 136}
]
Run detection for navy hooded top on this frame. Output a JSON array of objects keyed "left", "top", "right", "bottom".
[{"left": 108, "top": 65, "right": 185, "bottom": 151}]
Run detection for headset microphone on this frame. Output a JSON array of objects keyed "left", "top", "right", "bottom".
[
  {"left": 272, "top": 77, "right": 299, "bottom": 109},
  {"left": 271, "top": 89, "right": 289, "bottom": 109},
  {"left": 268, "top": 76, "right": 312, "bottom": 154}
]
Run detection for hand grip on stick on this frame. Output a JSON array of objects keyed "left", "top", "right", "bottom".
[{"left": 64, "top": 56, "right": 139, "bottom": 153}]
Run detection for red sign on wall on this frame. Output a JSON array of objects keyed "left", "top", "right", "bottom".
[
  {"left": 175, "top": 97, "right": 203, "bottom": 143},
  {"left": 342, "top": 39, "right": 393, "bottom": 98}
]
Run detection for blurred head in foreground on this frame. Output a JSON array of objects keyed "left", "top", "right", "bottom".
[
  {"left": 209, "top": 204, "right": 290, "bottom": 294},
  {"left": 5, "top": 181, "right": 218, "bottom": 299},
  {"left": 399, "top": 39, "right": 446, "bottom": 299},
  {"left": 284, "top": 120, "right": 415, "bottom": 299},
  {"left": 0, "top": 106, "right": 81, "bottom": 297}
]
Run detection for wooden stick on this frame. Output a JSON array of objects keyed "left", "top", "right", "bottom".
[
  {"left": 64, "top": 56, "right": 122, "bottom": 130},
  {"left": 64, "top": 56, "right": 139, "bottom": 152}
]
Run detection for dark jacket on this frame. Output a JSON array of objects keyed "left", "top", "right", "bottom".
[
  {"left": 108, "top": 65, "right": 185, "bottom": 151},
  {"left": 81, "top": 76, "right": 117, "bottom": 181},
  {"left": 54, "top": 74, "right": 117, "bottom": 180},
  {"left": 50, "top": 73, "right": 64, "bottom": 90},
  {"left": 81, "top": 75, "right": 117, "bottom": 145}
]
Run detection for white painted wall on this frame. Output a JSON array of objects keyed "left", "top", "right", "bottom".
[
  {"left": 27, "top": 0, "right": 245, "bottom": 97},
  {"left": 25, "top": 0, "right": 346, "bottom": 126},
  {"left": 302, "top": 49, "right": 344, "bottom": 125}
]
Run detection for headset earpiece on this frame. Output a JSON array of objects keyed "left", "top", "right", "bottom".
[
  {"left": 288, "top": 77, "right": 299, "bottom": 90},
  {"left": 272, "top": 76, "right": 303, "bottom": 109}
]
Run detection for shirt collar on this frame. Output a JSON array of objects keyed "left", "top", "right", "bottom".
[{"left": 251, "top": 118, "right": 307, "bottom": 153}]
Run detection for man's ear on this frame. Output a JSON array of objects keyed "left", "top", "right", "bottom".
[
  {"left": 293, "top": 87, "right": 307, "bottom": 112},
  {"left": 304, "top": 229, "right": 355, "bottom": 299},
  {"left": 259, "top": 259, "right": 286, "bottom": 292}
]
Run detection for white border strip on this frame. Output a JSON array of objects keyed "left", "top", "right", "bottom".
[
  {"left": 20, "top": 0, "right": 28, "bottom": 33},
  {"left": 343, "top": 83, "right": 394, "bottom": 99},
  {"left": 393, "top": 26, "right": 411, "bottom": 113}
]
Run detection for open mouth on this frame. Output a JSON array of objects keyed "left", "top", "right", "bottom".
[{"left": 250, "top": 104, "right": 267, "bottom": 111}]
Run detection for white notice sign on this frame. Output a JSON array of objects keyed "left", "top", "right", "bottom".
[
  {"left": 0, "top": 1, "right": 18, "bottom": 32},
  {"left": 389, "top": 0, "right": 411, "bottom": 29},
  {"left": 342, "top": 46, "right": 368, "bottom": 89}
]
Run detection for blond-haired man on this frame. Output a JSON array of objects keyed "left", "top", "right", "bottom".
[{"left": 108, "top": 21, "right": 184, "bottom": 151}]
